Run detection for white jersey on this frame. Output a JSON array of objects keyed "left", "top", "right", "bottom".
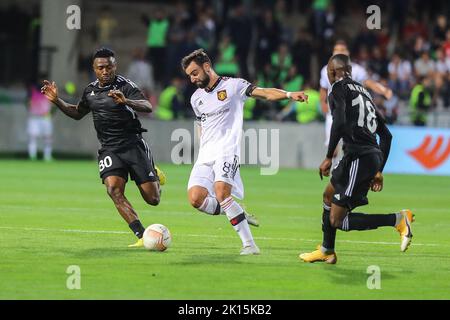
[
  {"left": 320, "top": 62, "right": 369, "bottom": 94},
  {"left": 321, "top": 62, "right": 368, "bottom": 147},
  {"left": 190, "top": 77, "right": 252, "bottom": 164}
]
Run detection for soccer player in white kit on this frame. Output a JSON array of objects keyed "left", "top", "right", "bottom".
[
  {"left": 181, "top": 49, "right": 308, "bottom": 255},
  {"left": 28, "top": 83, "right": 54, "bottom": 161},
  {"left": 320, "top": 41, "right": 393, "bottom": 154}
]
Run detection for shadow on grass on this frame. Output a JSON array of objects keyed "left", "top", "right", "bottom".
[
  {"left": 62, "top": 247, "right": 154, "bottom": 259},
  {"left": 173, "top": 253, "right": 243, "bottom": 266},
  {"left": 320, "top": 265, "right": 398, "bottom": 286}
]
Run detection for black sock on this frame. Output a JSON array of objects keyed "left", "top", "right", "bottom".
[
  {"left": 341, "top": 213, "right": 396, "bottom": 231},
  {"left": 129, "top": 220, "right": 145, "bottom": 238},
  {"left": 321, "top": 203, "right": 336, "bottom": 252},
  {"left": 214, "top": 202, "right": 221, "bottom": 215}
]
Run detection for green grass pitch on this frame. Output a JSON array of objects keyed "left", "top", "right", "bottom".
[{"left": 1, "top": 160, "right": 449, "bottom": 299}]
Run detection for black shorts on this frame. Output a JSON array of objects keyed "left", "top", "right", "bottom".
[
  {"left": 97, "top": 139, "right": 158, "bottom": 185},
  {"left": 330, "top": 152, "right": 382, "bottom": 211}
]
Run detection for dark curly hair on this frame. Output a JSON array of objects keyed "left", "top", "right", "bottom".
[{"left": 181, "top": 48, "right": 212, "bottom": 70}]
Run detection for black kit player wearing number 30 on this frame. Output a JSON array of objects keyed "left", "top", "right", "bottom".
[
  {"left": 299, "top": 54, "right": 415, "bottom": 264},
  {"left": 41, "top": 48, "right": 163, "bottom": 247}
]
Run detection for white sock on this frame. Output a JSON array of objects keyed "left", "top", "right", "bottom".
[
  {"left": 44, "top": 137, "right": 52, "bottom": 161},
  {"left": 28, "top": 137, "right": 37, "bottom": 159},
  {"left": 220, "top": 197, "right": 255, "bottom": 247},
  {"left": 198, "top": 196, "right": 221, "bottom": 215},
  {"left": 394, "top": 213, "right": 403, "bottom": 227}
]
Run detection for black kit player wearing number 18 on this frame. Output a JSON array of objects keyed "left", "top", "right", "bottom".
[
  {"left": 299, "top": 54, "right": 415, "bottom": 264},
  {"left": 41, "top": 48, "right": 166, "bottom": 248}
]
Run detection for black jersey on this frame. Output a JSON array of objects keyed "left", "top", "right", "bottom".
[
  {"left": 78, "top": 75, "right": 147, "bottom": 150},
  {"left": 327, "top": 77, "right": 392, "bottom": 171}
]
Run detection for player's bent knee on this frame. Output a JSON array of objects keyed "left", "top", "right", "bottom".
[
  {"left": 145, "top": 194, "right": 160, "bottom": 206},
  {"left": 188, "top": 187, "right": 208, "bottom": 208},
  {"left": 189, "top": 194, "right": 205, "bottom": 209},
  {"left": 107, "top": 186, "right": 124, "bottom": 202},
  {"left": 330, "top": 215, "right": 343, "bottom": 229},
  {"left": 323, "top": 192, "right": 332, "bottom": 206}
]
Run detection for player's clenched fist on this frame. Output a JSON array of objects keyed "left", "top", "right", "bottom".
[
  {"left": 319, "top": 157, "right": 332, "bottom": 180},
  {"left": 41, "top": 80, "right": 59, "bottom": 103},
  {"left": 108, "top": 89, "right": 127, "bottom": 105},
  {"left": 290, "top": 91, "right": 309, "bottom": 103},
  {"left": 370, "top": 171, "right": 384, "bottom": 192}
]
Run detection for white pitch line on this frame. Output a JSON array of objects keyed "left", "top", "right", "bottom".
[
  {"left": 2, "top": 201, "right": 449, "bottom": 213},
  {"left": 0, "top": 226, "right": 441, "bottom": 247}
]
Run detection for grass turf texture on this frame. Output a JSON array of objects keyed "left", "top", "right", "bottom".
[{"left": 1, "top": 160, "right": 449, "bottom": 299}]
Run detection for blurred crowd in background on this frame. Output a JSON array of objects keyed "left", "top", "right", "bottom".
[{"left": 2, "top": 0, "right": 450, "bottom": 127}]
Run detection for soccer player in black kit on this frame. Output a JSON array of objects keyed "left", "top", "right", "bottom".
[
  {"left": 41, "top": 48, "right": 166, "bottom": 247},
  {"left": 300, "top": 54, "right": 415, "bottom": 264}
]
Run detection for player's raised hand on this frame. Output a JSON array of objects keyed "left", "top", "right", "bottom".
[
  {"left": 319, "top": 157, "right": 332, "bottom": 180},
  {"left": 290, "top": 91, "right": 309, "bottom": 103},
  {"left": 370, "top": 171, "right": 384, "bottom": 192},
  {"left": 383, "top": 88, "right": 393, "bottom": 100},
  {"left": 108, "top": 89, "right": 127, "bottom": 105},
  {"left": 41, "top": 80, "right": 58, "bottom": 103}
]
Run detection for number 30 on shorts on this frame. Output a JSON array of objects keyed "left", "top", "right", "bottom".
[{"left": 99, "top": 156, "right": 112, "bottom": 172}]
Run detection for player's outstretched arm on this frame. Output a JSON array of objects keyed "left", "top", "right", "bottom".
[
  {"left": 364, "top": 79, "right": 393, "bottom": 100},
  {"left": 319, "top": 87, "right": 329, "bottom": 114},
  {"left": 250, "top": 87, "right": 308, "bottom": 102},
  {"left": 108, "top": 90, "right": 152, "bottom": 113},
  {"left": 41, "top": 80, "right": 89, "bottom": 120}
]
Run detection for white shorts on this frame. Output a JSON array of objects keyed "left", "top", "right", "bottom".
[
  {"left": 187, "top": 155, "right": 244, "bottom": 199},
  {"left": 28, "top": 116, "right": 53, "bottom": 137}
]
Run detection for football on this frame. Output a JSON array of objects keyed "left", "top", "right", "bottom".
[{"left": 143, "top": 224, "right": 172, "bottom": 251}]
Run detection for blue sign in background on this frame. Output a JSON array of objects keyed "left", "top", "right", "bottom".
[{"left": 384, "top": 126, "right": 450, "bottom": 176}]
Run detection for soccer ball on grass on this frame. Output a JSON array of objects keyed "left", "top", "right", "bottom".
[{"left": 143, "top": 224, "right": 172, "bottom": 251}]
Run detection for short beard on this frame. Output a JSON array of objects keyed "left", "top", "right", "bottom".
[{"left": 196, "top": 73, "right": 210, "bottom": 89}]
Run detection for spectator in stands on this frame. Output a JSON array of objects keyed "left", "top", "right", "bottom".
[
  {"left": 95, "top": 5, "right": 117, "bottom": 47},
  {"left": 278, "top": 81, "right": 319, "bottom": 124},
  {"left": 410, "top": 76, "right": 432, "bottom": 126},
  {"left": 156, "top": 76, "right": 185, "bottom": 120},
  {"left": 166, "top": 13, "right": 189, "bottom": 79},
  {"left": 243, "top": 95, "right": 256, "bottom": 120},
  {"left": 432, "top": 14, "right": 448, "bottom": 50},
  {"left": 375, "top": 27, "right": 390, "bottom": 57},
  {"left": 255, "top": 9, "right": 281, "bottom": 72},
  {"left": 412, "top": 36, "right": 431, "bottom": 60},
  {"left": 193, "top": 10, "right": 216, "bottom": 52},
  {"left": 280, "top": 65, "right": 304, "bottom": 109},
  {"left": 214, "top": 34, "right": 239, "bottom": 77},
  {"left": 442, "top": 29, "right": 450, "bottom": 59},
  {"left": 369, "top": 47, "right": 389, "bottom": 79},
  {"left": 292, "top": 28, "right": 313, "bottom": 82},
  {"left": 414, "top": 50, "right": 436, "bottom": 79},
  {"left": 353, "top": 26, "right": 377, "bottom": 53},
  {"left": 312, "top": 0, "right": 330, "bottom": 40},
  {"left": 271, "top": 43, "right": 293, "bottom": 86},
  {"left": 402, "top": 15, "right": 428, "bottom": 47},
  {"left": 388, "top": 52, "right": 413, "bottom": 99},
  {"left": 435, "top": 48, "right": 450, "bottom": 108},
  {"left": 27, "top": 79, "right": 53, "bottom": 161},
  {"left": 226, "top": 3, "right": 253, "bottom": 79},
  {"left": 253, "top": 64, "right": 276, "bottom": 120},
  {"left": 126, "top": 48, "right": 155, "bottom": 102},
  {"left": 355, "top": 46, "right": 370, "bottom": 71},
  {"left": 179, "top": 30, "right": 199, "bottom": 65},
  {"left": 142, "top": 8, "right": 170, "bottom": 88}
]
